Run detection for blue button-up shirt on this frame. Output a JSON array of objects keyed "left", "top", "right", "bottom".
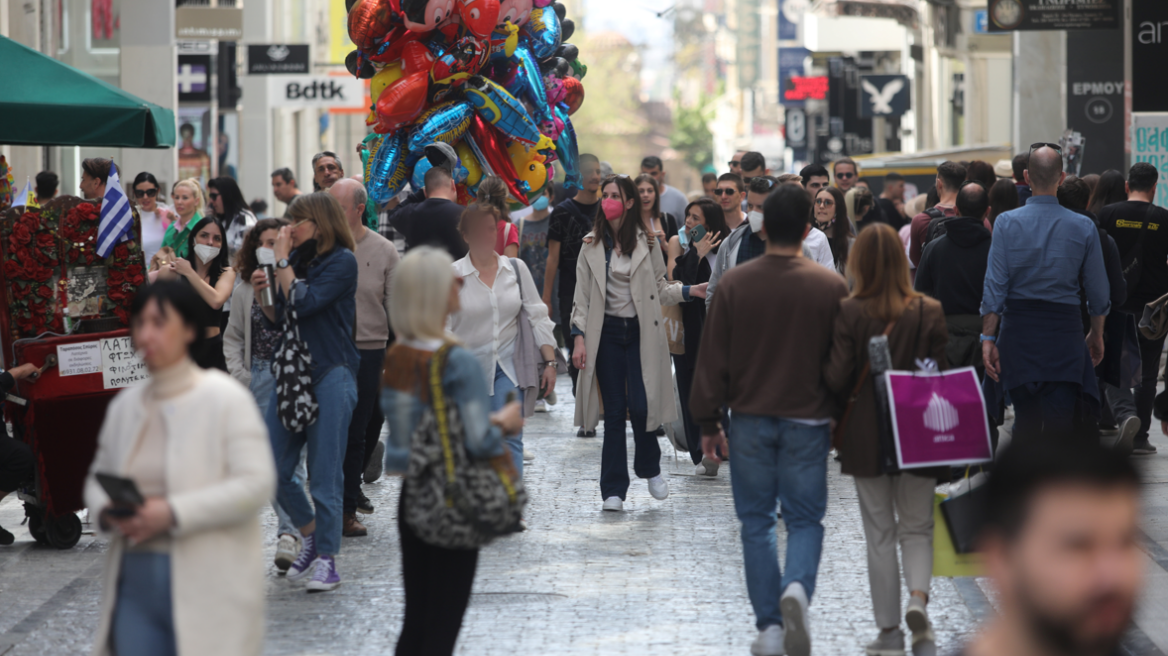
[{"left": 980, "top": 195, "right": 1110, "bottom": 317}]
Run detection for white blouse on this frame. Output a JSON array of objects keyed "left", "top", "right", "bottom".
[
  {"left": 450, "top": 254, "right": 557, "bottom": 393},
  {"left": 604, "top": 251, "right": 637, "bottom": 318}
]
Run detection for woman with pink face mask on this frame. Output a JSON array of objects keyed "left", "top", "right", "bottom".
[{"left": 569, "top": 175, "right": 708, "bottom": 512}]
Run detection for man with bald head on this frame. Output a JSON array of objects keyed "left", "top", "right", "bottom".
[
  {"left": 328, "top": 178, "right": 400, "bottom": 536},
  {"left": 980, "top": 145, "right": 1111, "bottom": 441}
]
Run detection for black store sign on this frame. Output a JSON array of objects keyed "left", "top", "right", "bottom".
[
  {"left": 1134, "top": 0, "right": 1168, "bottom": 112},
  {"left": 988, "top": 0, "right": 1121, "bottom": 32},
  {"left": 247, "top": 44, "right": 310, "bottom": 75},
  {"left": 1066, "top": 29, "right": 1124, "bottom": 174}
]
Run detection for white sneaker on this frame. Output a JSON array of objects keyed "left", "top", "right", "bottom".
[
  {"left": 780, "top": 582, "right": 811, "bottom": 656},
  {"left": 534, "top": 400, "right": 549, "bottom": 413},
  {"left": 523, "top": 448, "right": 535, "bottom": 462},
  {"left": 695, "top": 457, "right": 719, "bottom": 477},
  {"left": 274, "top": 534, "right": 300, "bottom": 573},
  {"left": 647, "top": 475, "right": 669, "bottom": 500},
  {"left": 751, "top": 624, "right": 786, "bottom": 656},
  {"left": 602, "top": 497, "right": 623, "bottom": 512}
]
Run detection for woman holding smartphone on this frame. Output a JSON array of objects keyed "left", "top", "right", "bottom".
[
  {"left": 84, "top": 281, "right": 274, "bottom": 656},
  {"left": 571, "top": 174, "right": 706, "bottom": 512},
  {"left": 665, "top": 198, "right": 728, "bottom": 475}
]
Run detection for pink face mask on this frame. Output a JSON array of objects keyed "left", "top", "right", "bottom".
[{"left": 601, "top": 198, "right": 625, "bottom": 221}]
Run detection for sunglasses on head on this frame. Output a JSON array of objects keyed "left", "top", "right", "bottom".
[
  {"left": 1028, "top": 142, "right": 1063, "bottom": 162},
  {"left": 133, "top": 188, "right": 158, "bottom": 198},
  {"left": 713, "top": 188, "right": 738, "bottom": 196}
]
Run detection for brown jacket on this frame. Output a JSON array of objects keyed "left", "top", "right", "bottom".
[{"left": 824, "top": 295, "right": 950, "bottom": 479}]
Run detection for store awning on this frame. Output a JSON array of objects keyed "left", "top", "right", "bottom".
[{"left": 0, "top": 36, "right": 175, "bottom": 149}]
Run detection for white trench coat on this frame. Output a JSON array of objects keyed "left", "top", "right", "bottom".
[{"left": 571, "top": 233, "right": 685, "bottom": 431}]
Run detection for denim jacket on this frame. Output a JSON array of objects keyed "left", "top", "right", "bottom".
[
  {"left": 269, "top": 246, "right": 360, "bottom": 384},
  {"left": 380, "top": 343, "right": 505, "bottom": 474}
]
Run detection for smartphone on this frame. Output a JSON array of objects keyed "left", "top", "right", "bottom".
[
  {"left": 96, "top": 473, "right": 145, "bottom": 509},
  {"left": 689, "top": 225, "right": 707, "bottom": 243}
]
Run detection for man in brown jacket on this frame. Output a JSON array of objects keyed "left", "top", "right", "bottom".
[{"left": 691, "top": 183, "right": 848, "bottom": 656}]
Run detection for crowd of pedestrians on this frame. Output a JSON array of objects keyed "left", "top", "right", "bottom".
[{"left": 10, "top": 142, "right": 1147, "bottom": 656}]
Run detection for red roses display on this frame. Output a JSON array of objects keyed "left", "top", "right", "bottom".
[
  {"left": 4, "top": 210, "right": 62, "bottom": 337},
  {"left": 60, "top": 203, "right": 145, "bottom": 326}
]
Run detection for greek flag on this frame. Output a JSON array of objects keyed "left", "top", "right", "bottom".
[{"left": 96, "top": 161, "right": 132, "bottom": 258}]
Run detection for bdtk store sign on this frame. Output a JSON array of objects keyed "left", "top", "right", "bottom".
[
  {"left": 268, "top": 76, "right": 365, "bottom": 109},
  {"left": 988, "top": 0, "right": 1121, "bottom": 31}
]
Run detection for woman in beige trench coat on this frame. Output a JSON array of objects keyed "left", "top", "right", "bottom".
[
  {"left": 84, "top": 281, "right": 274, "bottom": 656},
  {"left": 571, "top": 175, "right": 707, "bottom": 512}
]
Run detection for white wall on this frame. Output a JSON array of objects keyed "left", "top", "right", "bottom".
[{"left": 803, "top": 14, "right": 908, "bottom": 53}]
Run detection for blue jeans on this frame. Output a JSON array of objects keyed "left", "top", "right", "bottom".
[
  {"left": 112, "top": 552, "right": 176, "bottom": 656},
  {"left": 490, "top": 364, "right": 523, "bottom": 477},
  {"left": 730, "top": 413, "right": 830, "bottom": 630},
  {"left": 595, "top": 315, "right": 661, "bottom": 500},
  {"left": 251, "top": 359, "right": 306, "bottom": 537},
  {"left": 1009, "top": 381, "right": 1078, "bottom": 442},
  {"left": 266, "top": 365, "right": 357, "bottom": 557}
]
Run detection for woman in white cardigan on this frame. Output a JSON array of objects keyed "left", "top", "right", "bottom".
[
  {"left": 224, "top": 217, "right": 304, "bottom": 572},
  {"left": 571, "top": 175, "right": 706, "bottom": 512},
  {"left": 85, "top": 281, "right": 274, "bottom": 656},
  {"left": 449, "top": 179, "right": 558, "bottom": 477}
]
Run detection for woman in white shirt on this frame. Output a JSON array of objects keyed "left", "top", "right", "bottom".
[
  {"left": 131, "top": 172, "right": 173, "bottom": 264},
  {"left": 570, "top": 175, "right": 706, "bottom": 512},
  {"left": 449, "top": 199, "right": 558, "bottom": 476}
]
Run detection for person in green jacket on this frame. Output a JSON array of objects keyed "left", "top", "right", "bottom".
[{"left": 161, "top": 178, "right": 204, "bottom": 259}]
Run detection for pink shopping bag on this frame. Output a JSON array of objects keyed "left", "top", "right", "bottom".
[{"left": 884, "top": 366, "right": 992, "bottom": 469}]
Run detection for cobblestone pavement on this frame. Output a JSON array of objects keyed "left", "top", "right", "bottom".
[{"left": 0, "top": 374, "right": 1166, "bottom": 655}]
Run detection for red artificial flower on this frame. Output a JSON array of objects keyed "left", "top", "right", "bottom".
[
  {"left": 35, "top": 285, "right": 52, "bottom": 299},
  {"left": 11, "top": 283, "right": 29, "bottom": 300},
  {"left": 11, "top": 223, "right": 31, "bottom": 245},
  {"left": 113, "top": 305, "right": 130, "bottom": 325},
  {"left": 36, "top": 233, "right": 55, "bottom": 250},
  {"left": 113, "top": 243, "right": 130, "bottom": 260},
  {"left": 3, "top": 260, "right": 21, "bottom": 279}
]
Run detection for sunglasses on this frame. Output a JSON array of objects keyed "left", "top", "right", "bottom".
[
  {"left": 208, "top": 192, "right": 220, "bottom": 201},
  {"left": 133, "top": 188, "right": 158, "bottom": 198},
  {"left": 728, "top": 160, "right": 740, "bottom": 168},
  {"left": 815, "top": 198, "right": 835, "bottom": 207},
  {"left": 713, "top": 188, "right": 739, "bottom": 196},
  {"left": 835, "top": 172, "right": 855, "bottom": 179}
]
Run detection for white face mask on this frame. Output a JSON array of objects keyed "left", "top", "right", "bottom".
[
  {"left": 194, "top": 243, "right": 221, "bottom": 264},
  {"left": 256, "top": 247, "right": 276, "bottom": 266},
  {"left": 747, "top": 210, "right": 764, "bottom": 233}
]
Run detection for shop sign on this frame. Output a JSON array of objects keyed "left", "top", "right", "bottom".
[
  {"left": 1131, "top": 114, "right": 1168, "bottom": 208},
  {"left": 247, "top": 44, "right": 310, "bottom": 75},
  {"left": 267, "top": 75, "right": 366, "bottom": 108},
  {"left": 175, "top": 7, "right": 244, "bottom": 40},
  {"left": 987, "top": 0, "right": 1121, "bottom": 32},
  {"left": 1133, "top": 0, "right": 1168, "bottom": 112}
]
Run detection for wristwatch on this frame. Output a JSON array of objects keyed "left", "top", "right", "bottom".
[{"left": 276, "top": 258, "right": 290, "bottom": 270}]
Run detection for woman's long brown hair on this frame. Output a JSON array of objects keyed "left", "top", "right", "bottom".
[
  {"left": 592, "top": 175, "right": 644, "bottom": 255},
  {"left": 234, "top": 217, "right": 290, "bottom": 280},
  {"left": 847, "top": 223, "right": 920, "bottom": 323}
]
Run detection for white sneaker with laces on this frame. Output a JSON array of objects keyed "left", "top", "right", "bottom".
[
  {"left": 523, "top": 448, "right": 535, "bottom": 462},
  {"left": 274, "top": 534, "right": 301, "bottom": 573},
  {"left": 647, "top": 475, "right": 669, "bottom": 500},
  {"left": 534, "top": 400, "right": 549, "bottom": 413},
  {"left": 751, "top": 624, "right": 785, "bottom": 656},
  {"left": 602, "top": 497, "right": 623, "bottom": 512},
  {"left": 780, "top": 582, "right": 811, "bottom": 656}
]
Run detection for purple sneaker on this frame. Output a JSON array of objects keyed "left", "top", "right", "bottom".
[
  {"left": 285, "top": 532, "right": 317, "bottom": 581},
  {"left": 306, "top": 555, "right": 341, "bottom": 593}
]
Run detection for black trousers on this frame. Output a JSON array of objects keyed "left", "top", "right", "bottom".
[
  {"left": 395, "top": 497, "right": 479, "bottom": 656},
  {"left": 0, "top": 435, "right": 33, "bottom": 492},
  {"left": 343, "top": 348, "right": 385, "bottom": 514},
  {"left": 1133, "top": 330, "right": 1166, "bottom": 442},
  {"left": 672, "top": 353, "right": 702, "bottom": 465}
]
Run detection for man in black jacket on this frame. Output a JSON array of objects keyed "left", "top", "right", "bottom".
[
  {"left": 915, "top": 182, "right": 992, "bottom": 371},
  {"left": 391, "top": 167, "right": 468, "bottom": 260},
  {"left": 0, "top": 363, "right": 41, "bottom": 544}
]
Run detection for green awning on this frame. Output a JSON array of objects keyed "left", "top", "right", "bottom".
[{"left": 0, "top": 36, "right": 175, "bottom": 149}]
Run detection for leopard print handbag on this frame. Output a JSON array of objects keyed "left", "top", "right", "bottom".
[
  {"left": 403, "top": 346, "right": 527, "bottom": 549},
  {"left": 276, "top": 280, "right": 319, "bottom": 433}
]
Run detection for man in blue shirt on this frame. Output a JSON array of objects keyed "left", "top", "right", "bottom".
[{"left": 981, "top": 145, "right": 1110, "bottom": 440}]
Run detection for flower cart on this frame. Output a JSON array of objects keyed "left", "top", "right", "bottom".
[{"left": 1, "top": 196, "right": 147, "bottom": 548}]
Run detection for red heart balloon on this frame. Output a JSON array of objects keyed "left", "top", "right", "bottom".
[
  {"left": 375, "top": 71, "right": 431, "bottom": 133},
  {"left": 562, "top": 76, "right": 584, "bottom": 115}
]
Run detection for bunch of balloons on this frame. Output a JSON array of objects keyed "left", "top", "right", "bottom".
[{"left": 346, "top": 0, "right": 587, "bottom": 207}]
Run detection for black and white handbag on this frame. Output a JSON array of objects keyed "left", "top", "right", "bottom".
[{"left": 276, "top": 280, "right": 318, "bottom": 432}]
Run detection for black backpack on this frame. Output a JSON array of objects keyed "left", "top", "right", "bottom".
[{"left": 920, "top": 207, "right": 953, "bottom": 250}]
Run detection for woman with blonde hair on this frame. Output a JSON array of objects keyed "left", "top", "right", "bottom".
[
  {"left": 823, "top": 223, "right": 949, "bottom": 656},
  {"left": 571, "top": 174, "right": 706, "bottom": 511},
  {"left": 450, "top": 199, "right": 558, "bottom": 475},
  {"left": 476, "top": 176, "right": 520, "bottom": 257},
  {"left": 161, "top": 178, "right": 204, "bottom": 259},
  {"left": 381, "top": 247, "right": 523, "bottom": 656},
  {"left": 250, "top": 192, "right": 359, "bottom": 592}
]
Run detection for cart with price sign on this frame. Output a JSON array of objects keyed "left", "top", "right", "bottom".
[{"left": 0, "top": 196, "right": 148, "bottom": 548}]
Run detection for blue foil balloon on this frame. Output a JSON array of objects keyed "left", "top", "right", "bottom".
[
  {"left": 368, "top": 131, "right": 409, "bottom": 205},
  {"left": 522, "top": 7, "right": 561, "bottom": 60},
  {"left": 514, "top": 46, "right": 554, "bottom": 128},
  {"left": 464, "top": 75, "right": 543, "bottom": 146},
  {"left": 554, "top": 107, "right": 581, "bottom": 192},
  {"left": 407, "top": 101, "right": 475, "bottom": 154}
]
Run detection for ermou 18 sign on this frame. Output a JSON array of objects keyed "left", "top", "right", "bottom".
[{"left": 267, "top": 75, "right": 365, "bottom": 109}]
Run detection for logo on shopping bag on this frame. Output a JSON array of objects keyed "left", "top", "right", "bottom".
[{"left": 923, "top": 393, "right": 960, "bottom": 433}]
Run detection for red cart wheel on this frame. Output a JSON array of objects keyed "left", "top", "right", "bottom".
[{"left": 44, "top": 513, "right": 81, "bottom": 550}]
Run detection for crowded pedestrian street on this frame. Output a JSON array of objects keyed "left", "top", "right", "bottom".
[{"left": 0, "top": 373, "right": 1164, "bottom": 655}]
